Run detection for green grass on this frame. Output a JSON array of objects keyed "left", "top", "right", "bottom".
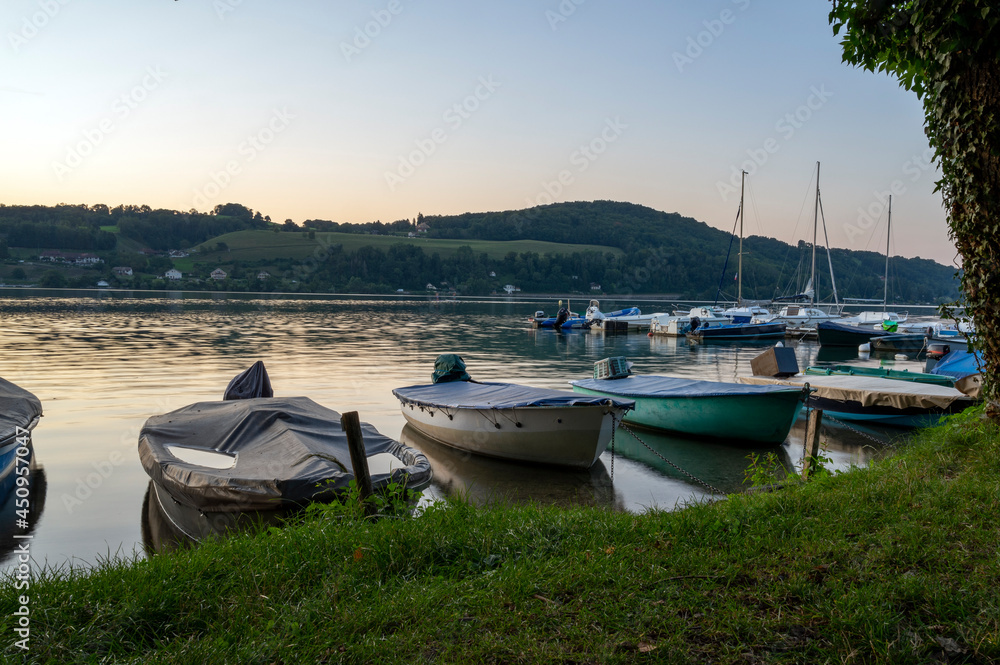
[
  {"left": 191, "top": 230, "right": 622, "bottom": 264},
  {"left": 99, "top": 225, "right": 119, "bottom": 233},
  {"left": 5, "top": 409, "right": 1000, "bottom": 663}
]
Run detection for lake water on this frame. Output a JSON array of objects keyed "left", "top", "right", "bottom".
[{"left": 0, "top": 291, "right": 921, "bottom": 572}]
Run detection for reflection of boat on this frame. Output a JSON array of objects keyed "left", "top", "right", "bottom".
[
  {"left": 399, "top": 424, "right": 619, "bottom": 509},
  {"left": 142, "top": 480, "right": 291, "bottom": 554},
  {"left": 0, "top": 377, "right": 43, "bottom": 483},
  {"left": 139, "top": 363, "right": 432, "bottom": 512},
  {"left": 870, "top": 333, "right": 929, "bottom": 353},
  {"left": 804, "top": 365, "right": 955, "bottom": 387},
  {"left": 393, "top": 355, "right": 634, "bottom": 469},
  {"left": 0, "top": 447, "right": 45, "bottom": 568},
  {"left": 739, "top": 373, "right": 975, "bottom": 427},
  {"left": 571, "top": 368, "right": 807, "bottom": 445},
  {"left": 816, "top": 344, "right": 866, "bottom": 363},
  {"left": 611, "top": 426, "right": 794, "bottom": 494}
]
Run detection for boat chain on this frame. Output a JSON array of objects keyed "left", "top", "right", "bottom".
[
  {"left": 617, "top": 421, "right": 728, "bottom": 496},
  {"left": 816, "top": 411, "right": 896, "bottom": 448}
]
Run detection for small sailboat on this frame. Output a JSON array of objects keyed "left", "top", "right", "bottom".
[{"left": 693, "top": 170, "right": 787, "bottom": 342}]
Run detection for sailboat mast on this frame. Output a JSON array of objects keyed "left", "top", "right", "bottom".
[
  {"left": 884, "top": 195, "right": 891, "bottom": 313},
  {"left": 738, "top": 170, "right": 745, "bottom": 306},
  {"left": 811, "top": 161, "right": 820, "bottom": 306}
]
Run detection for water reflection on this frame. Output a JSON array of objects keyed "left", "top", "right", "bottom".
[
  {"left": 0, "top": 447, "right": 46, "bottom": 568},
  {"left": 401, "top": 425, "right": 621, "bottom": 510}
]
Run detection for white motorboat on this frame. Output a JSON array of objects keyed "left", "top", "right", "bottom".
[
  {"left": 392, "top": 355, "right": 634, "bottom": 469},
  {"left": 585, "top": 300, "right": 668, "bottom": 330},
  {"left": 757, "top": 305, "right": 841, "bottom": 328}
]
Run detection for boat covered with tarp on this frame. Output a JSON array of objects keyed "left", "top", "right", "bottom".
[
  {"left": 571, "top": 373, "right": 807, "bottom": 445},
  {"left": 804, "top": 365, "right": 955, "bottom": 387},
  {"left": 0, "top": 377, "right": 42, "bottom": 482},
  {"left": 738, "top": 373, "right": 975, "bottom": 427},
  {"left": 816, "top": 320, "right": 892, "bottom": 347},
  {"left": 139, "top": 363, "right": 431, "bottom": 512},
  {"left": 393, "top": 354, "right": 633, "bottom": 468}
]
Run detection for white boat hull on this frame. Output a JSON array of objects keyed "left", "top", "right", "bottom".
[{"left": 398, "top": 402, "right": 625, "bottom": 468}]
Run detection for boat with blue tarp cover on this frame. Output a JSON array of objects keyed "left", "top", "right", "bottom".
[
  {"left": 393, "top": 355, "right": 634, "bottom": 468},
  {"left": 930, "top": 349, "right": 982, "bottom": 380},
  {"left": 570, "top": 365, "right": 808, "bottom": 445},
  {"left": 0, "top": 377, "right": 42, "bottom": 485},
  {"left": 817, "top": 320, "right": 893, "bottom": 347}
]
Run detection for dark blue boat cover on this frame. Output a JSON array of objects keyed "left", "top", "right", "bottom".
[
  {"left": 571, "top": 375, "right": 803, "bottom": 398},
  {"left": 817, "top": 320, "right": 891, "bottom": 337},
  {"left": 393, "top": 381, "right": 634, "bottom": 410},
  {"left": 931, "top": 350, "right": 982, "bottom": 379},
  {"left": 0, "top": 377, "right": 42, "bottom": 446}
]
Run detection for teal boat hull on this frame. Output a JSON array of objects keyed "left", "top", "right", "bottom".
[
  {"left": 572, "top": 385, "right": 806, "bottom": 445},
  {"left": 805, "top": 365, "right": 955, "bottom": 387}
]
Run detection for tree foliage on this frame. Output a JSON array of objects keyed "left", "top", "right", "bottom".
[{"left": 830, "top": 0, "right": 1000, "bottom": 410}]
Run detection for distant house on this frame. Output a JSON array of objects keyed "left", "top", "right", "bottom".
[
  {"left": 416, "top": 222, "right": 430, "bottom": 234},
  {"left": 590, "top": 283, "right": 602, "bottom": 291},
  {"left": 113, "top": 266, "right": 133, "bottom": 277},
  {"left": 96, "top": 280, "right": 109, "bottom": 288},
  {"left": 168, "top": 250, "right": 189, "bottom": 258},
  {"left": 210, "top": 268, "right": 227, "bottom": 280},
  {"left": 489, "top": 271, "right": 496, "bottom": 278},
  {"left": 425, "top": 283, "right": 437, "bottom": 291},
  {"left": 41, "top": 250, "right": 103, "bottom": 265},
  {"left": 256, "top": 271, "right": 270, "bottom": 280},
  {"left": 165, "top": 268, "right": 182, "bottom": 280},
  {"left": 503, "top": 284, "right": 520, "bottom": 295}
]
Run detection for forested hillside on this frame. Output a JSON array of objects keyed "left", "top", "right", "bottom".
[{"left": 0, "top": 200, "right": 959, "bottom": 301}]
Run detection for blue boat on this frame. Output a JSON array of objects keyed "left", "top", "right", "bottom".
[
  {"left": 0, "top": 377, "right": 42, "bottom": 484},
  {"left": 686, "top": 321, "right": 786, "bottom": 342}
]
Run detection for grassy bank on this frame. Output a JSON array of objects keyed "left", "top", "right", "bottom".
[{"left": 4, "top": 411, "right": 1000, "bottom": 663}]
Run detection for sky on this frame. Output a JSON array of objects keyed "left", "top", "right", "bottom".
[{"left": 1, "top": 0, "right": 958, "bottom": 266}]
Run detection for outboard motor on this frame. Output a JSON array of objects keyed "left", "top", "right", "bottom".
[
  {"left": 689, "top": 316, "right": 701, "bottom": 332},
  {"left": 553, "top": 307, "right": 570, "bottom": 330},
  {"left": 224, "top": 360, "right": 273, "bottom": 400}
]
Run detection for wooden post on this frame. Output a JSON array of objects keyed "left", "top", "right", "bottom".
[
  {"left": 801, "top": 408, "right": 823, "bottom": 480},
  {"left": 341, "top": 411, "right": 373, "bottom": 504}
]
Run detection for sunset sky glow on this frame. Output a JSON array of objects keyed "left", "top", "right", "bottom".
[{"left": 2, "top": 0, "right": 957, "bottom": 265}]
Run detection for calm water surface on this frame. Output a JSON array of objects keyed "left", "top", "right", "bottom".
[{"left": 0, "top": 292, "right": 919, "bottom": 571}]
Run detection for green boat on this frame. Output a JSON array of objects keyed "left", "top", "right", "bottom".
[
  {"left": 804, "top": 365, "right": 955, "bottom": 387},
  {"left": 570, "top": 375, "right": 809, "bottom": 445}
]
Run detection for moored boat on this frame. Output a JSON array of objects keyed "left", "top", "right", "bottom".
[
  {"left": 804, "top": 365, "right": 955, "bottom": 387},
  {"left": 817, "top": 320, "right": 893, "bottom": 347},
  {"left": 738, "top": 373, "right": 975, "bottom": 428},
  {"left": 392, "top": 355, "right": 633, "bottom": 469},
  {"left": 687, "top": 321, "right": 787, "bottom": 342},
  {"left": 139, "top": 363, "right": 432, "bottom": 512},
  {"left": 0, "top": 377, "right": 43, "bottom": 484},
  {"left": 870, "top": 333, "right": 929, "bottom": 353},
  {"left": 571, "top": 362, "right": 808, "bottom": 445}
]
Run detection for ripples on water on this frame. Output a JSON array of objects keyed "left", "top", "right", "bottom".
[{"left": 0, "top": 292, "right": 915, "bottom": 570}]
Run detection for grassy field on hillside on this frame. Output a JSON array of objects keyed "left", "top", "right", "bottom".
[{"left": 189, "top": 230, "right": 622, "bottom": 265}]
